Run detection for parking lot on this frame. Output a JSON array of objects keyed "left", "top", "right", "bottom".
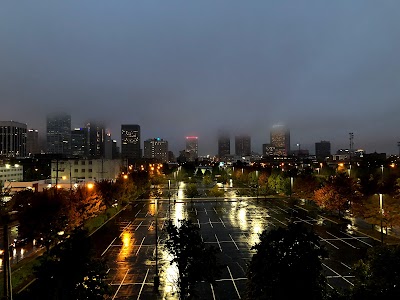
[{"left": 93, "top": 195, "right": 380, "bottom": 300}]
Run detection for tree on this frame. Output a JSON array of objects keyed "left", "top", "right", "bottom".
[
  {"left": 95, "top": 179, "right": 118, "bottom": 208},
  {"left": 202, "top": 174, "right": 213, "bottom": 186},
  {"left": 164, "top": 219, "right": 222, "bottom": 299},
  {"left": 15, "top": 188, "right": 68, "bottom": 252},
  {"left": 184, "top": 183, "right": 199, "bottom": 200},
  {"left": 351, "top": 245, "right": 400, "bottom": 299},
  {"left": 292, "top": 175, "right": 320, "bottom": 200},
  {"left": 32, "top": 228, "right": 111, "bottom": 300},
  {"left": 246, "top": 223, "right": 328, "bottom": 300},
  {"left": 313, "top": 173, "right": 360, "bottom": 218},
  {"left": 207, "top": 185, "right": 225, "bottom": 198}
]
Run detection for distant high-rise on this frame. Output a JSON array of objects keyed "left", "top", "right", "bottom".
[
  {"left": 144, "top": 138, "right": 169, "bottom": 162},
  {"left": 270, "top": 125, "right": 290, "bottom": 156},
  {"left": 315, "top": 141, "right": 331, "bottom": 160},
  {"left": 0, "top": 121, "right": 27, "bottom": 157},
  {"left": 185, "top": 136, "right": 198, "bottom": 161},
  {"left": 121, "top": 124, "right": 141, "bottom": 162},
  {"left": 235, "top": 135, "right": 251, "bottom": 156},
  {"left": 27, "top": 129, "right": 40, "bottom": 155},
  {"left": 46, "top": 113, "right": 71, "bottom": 155},
  {"left": 86, "top": 122, "right": 105, "bottom": 158},
  {"left": 71, "top": 127, "right": 88, "bottom": 158},
  {"left": 218, "top": 132, "right": 230, "bottom": 158}
]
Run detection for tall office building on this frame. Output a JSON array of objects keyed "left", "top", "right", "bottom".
[
  {"left": 185, "top": 136, "right": 198, "bottom": 161},
  {"left": 46, "top": 113, "right": 71, "bottom": 155},
  {"left": 315, "top": 140, "right": 331, "bottom": 160},
  {"left": 235, "top": 135, "right": 251, "bottom": 156},
  {"left": 27, "top": 129, "right": 40, "bottom": 155},
  {"left": 218, "top": 132, "right": 230, "bottom": 159},
  {"left": 86, "top": 122, "right": 105, "bottom": 158},
  {"left": 71, "top": 127, "right": 88, "bottom": 158},
  {"left": 270, "top": 124, "right": 290, "bottom": 156},
  {"left": 0, "top": 121, "right": 27, "bottom": 157},
  {"left": 144, "top": 138, "right": 169, "bottom": 162},
  {"left": 121, "top": 124, "right": 141, "bottom": 162}
]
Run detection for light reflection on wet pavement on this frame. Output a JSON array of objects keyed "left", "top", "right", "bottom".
[{"left": 91, "top": 196, "right": 378, "bottom": 300}]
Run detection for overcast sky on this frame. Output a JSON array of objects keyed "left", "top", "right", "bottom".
[{"left": 1, "top": 1, "right": 400, "bottom": 156}]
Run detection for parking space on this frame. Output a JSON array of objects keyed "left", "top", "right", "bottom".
[{"left": 97, "top": 197, "right": 378, "bottom": 299}]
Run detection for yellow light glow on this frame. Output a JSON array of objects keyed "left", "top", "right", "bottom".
[
  {"left": 87, "top": 183, "right": 94, "bottom": 189},
  {"left": 123, "top": 174, "right": 128, "bottom": 179},
  {"left": 62, "top": 176, "right": 67, "bottom": 180}
]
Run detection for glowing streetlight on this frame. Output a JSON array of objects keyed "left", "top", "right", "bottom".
[
  {"left": 87, "top": 183, "right": 94, "bottom": 189},
  {"left": 379, "top": 193, "right": 384, "bottom": 244}
]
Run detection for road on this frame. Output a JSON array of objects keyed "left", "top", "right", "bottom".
[{"left": 90, "top": 192, "right": 379, "bottom": 299}]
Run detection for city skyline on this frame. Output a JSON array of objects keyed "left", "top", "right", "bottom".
[{"left": 1, "top": 1, "right": 400, "bottom": 155}]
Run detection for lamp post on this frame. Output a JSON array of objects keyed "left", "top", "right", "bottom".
[
  {"left": 154, "top": 196, "right": 159, "bottom": 290},
  {"left": 168, "top": 179, "right": 171, "bottom": 219},
  {"left": 379, "top": 193, "right": 384, "bottom": 244}
]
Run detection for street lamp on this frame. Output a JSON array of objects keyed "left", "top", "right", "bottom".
[
  {"left": 379, "top": 193, "right": 384, "bottom": 244},
  {"left": 154, "top": 196, "right": 160, "bottom": 290},
  {"left": 168, "top": 179, "right": 171, "bottom": 219}
]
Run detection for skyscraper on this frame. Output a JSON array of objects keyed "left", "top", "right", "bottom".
[
  {"left": 270, "top": 124, "right": 290, "bottom": 156},
  {"left": 144, "top": 138, "right": 169, "bottom": 162},
  {"left": 27, "top": 129, "right": 40, "bottom": 155},
  {"left": 315, "top": 140, "right": 331, "bottom": 160},
  {"left": 185, "top": 136, "right": 198, "bottom": 161},
  {"left": 235, "top": 135, "right": 251, "bottom": 156},
  {"left": 218, "top": 131, "right": 230, "bottom": 159},
  {"left": 121, "top": 124, "right": 141, "bottom": 162},
  {"left": 71, "top": 127, "right": 88, "bottom": 158},
  {"left": 86, "top": 121, "right": 105, "bottom": 158},
  {"left": 46, "top": 113, "right": 71, "bottom": 155},
  {"left": 0, "top": 121, "right": 27, "bottom": 157}
]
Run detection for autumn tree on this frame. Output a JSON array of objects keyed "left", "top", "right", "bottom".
[
  {"left": 313, "top": 173, "right": 360, "bottom": 218},
  {"left": 292, "top": 175, "right": 320, "bottom": 200},
  {"left": 68, "top": 185, "right": 106, "bottom": 230}
]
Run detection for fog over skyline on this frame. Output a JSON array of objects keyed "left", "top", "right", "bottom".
[{"left": 1, "top": 1, "right": 400, "bottom": 156}]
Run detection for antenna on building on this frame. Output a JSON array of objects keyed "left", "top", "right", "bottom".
[
  {"left": 397, "top": 141, "right": 400, "bottom": 157},
  {"left": 349, "top": 132, "right": 354, "bottom": 153},
  {"left": 349, "top": 132, "right": 354, "bottom": 163}
]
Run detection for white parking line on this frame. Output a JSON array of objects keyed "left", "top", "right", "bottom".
[
  {"left": 135, "top": 209, "right": 142, "bottom": 217},
  {"left": 341, "top": 262, "right": 352, "bottom": 269},
  {"left": 210, "top": 283, "right": 216, "bottom": 300},
  {"left": 101, "top": 237, "right": 117, "bottom": 257},
  {"left": 319, "top": 237, "right": 339, "bottom": 249},
  {"left": 135, "top": 221, "right": 143, "bottom": 231},
  {"left": 204, "top": 207, "right": 208, "bottom": 215},
  {"left": 341, "top": 231, "right": 374, "bottom": 247},
  {"left": 209, "top": 218, "right": 214, "bottom": 228},
  {"left": 137, "top": 269, "right": 149, "bottom": 300},
  {"left": 227, "top": 266, "right": 241, "bottom": 299},
  {"left": 215, "top": 234, "right": 222, "bottom": 252},
  {"left": 197, "top": 219, "right": 201, "bottom": 228},
  {"left": 323, "top": 263, "right": 354, "bottom": 286},
  {"left": 219, "top": 217, "right": 226, "bottom": 228},
  {"left": 112, "top": 268, "right": 129, "bottom": 300},
  {"left": 213, "top": 207, "right": 218, "bottom": 214},
  {"left": 326, "top": 232, "right": 357, "bottom": 249},
  {"left": 229, "top": 234, "right": 239, "bottom": 250},
  {"left": 136, "top": 237, "right": 146, "bottom": 256}
]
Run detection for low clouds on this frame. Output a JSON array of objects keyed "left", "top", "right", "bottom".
[{"left": 1, "top": 1, "right": 399, "bottom": 155}]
